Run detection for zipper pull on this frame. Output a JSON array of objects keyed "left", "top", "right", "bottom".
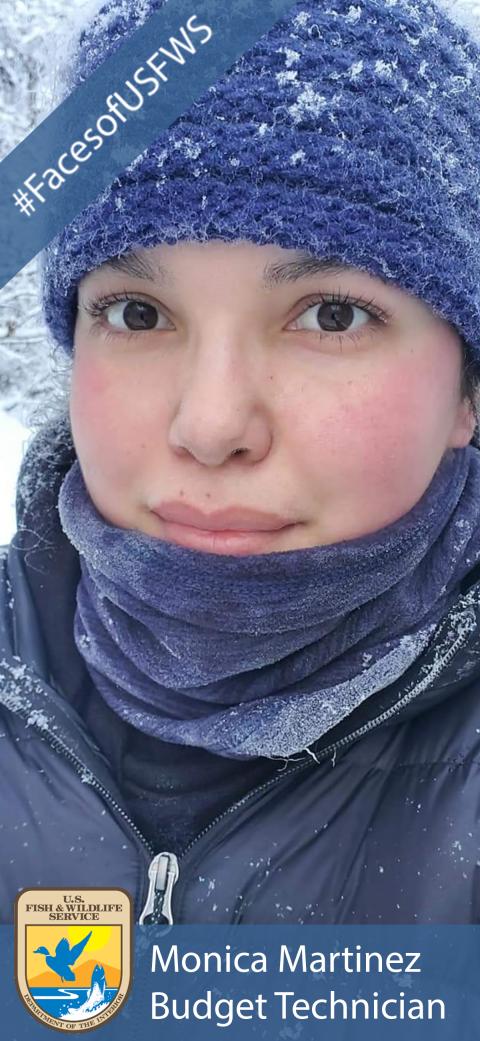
[{"left": 139, "top": 852, "right": 179, "bottom": 926}]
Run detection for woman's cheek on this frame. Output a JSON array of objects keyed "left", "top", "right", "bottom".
[
  {"left": 300, "top": 368, "right": 438, "bottom": 509},
  {"left": 70, "top": 360, "right": 109, "bottom": 454},
  {"left": 70, "top": 358, "right": 136, "bottom": 482}
]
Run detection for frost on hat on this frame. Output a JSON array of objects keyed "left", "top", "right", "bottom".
[{"left": 40, "top": 0, "right": 480, "bottom": 366}]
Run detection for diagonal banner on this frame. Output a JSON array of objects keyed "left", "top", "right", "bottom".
[{"left": 0, "top": 0, "right": 297, "bottom": 293}]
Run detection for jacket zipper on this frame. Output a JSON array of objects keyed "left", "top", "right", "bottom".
[
  {"left": 137, "top": 606, "right": 476, "bottom": 924},
  {"left": 0, "top": 678, "right": 155, "bottom": 859},
  {"left": 138, "top": 852, "right": 180, "bottom": 926},
  {"left": 2, "top": 603, "right": 475, "bottom": 926}
]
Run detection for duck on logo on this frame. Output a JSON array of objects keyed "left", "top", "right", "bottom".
[{"left": 15, "top": 888, "right": 133, "bottom": 1033}]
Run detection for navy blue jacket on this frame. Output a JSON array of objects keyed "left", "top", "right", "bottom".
[{"left": 2, "top": 418, "right": 480, "bottom": 925}]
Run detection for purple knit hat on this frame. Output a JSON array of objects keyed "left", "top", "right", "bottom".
[{"left": 40, "top": 0, "right": 480, "bottom": 376}]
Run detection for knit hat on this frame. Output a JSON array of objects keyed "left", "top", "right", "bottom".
[{"left": 40, "top": 0, "right": 480, "bottom": 382}]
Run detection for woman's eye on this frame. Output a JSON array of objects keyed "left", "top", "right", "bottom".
[
  {"left": 105, "top": 299, "right": 170, "bottom": 332},
  {"left": 290, "top": 298, "right": 372, "bottom": 338}
]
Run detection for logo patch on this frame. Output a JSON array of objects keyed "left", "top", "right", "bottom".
[{"left": 15, "top": 888, "right": 133, "bottom": 1032}]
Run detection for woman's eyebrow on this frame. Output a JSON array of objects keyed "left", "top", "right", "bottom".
[
  {"left": 260, "top": 255, "right": 361, "bottom": 288},
  {"left": 96, "top": 249, "right": 384, "bottom": 289},
  {"left": 99, "top": 250, "right": 166, "bottom": 283}
]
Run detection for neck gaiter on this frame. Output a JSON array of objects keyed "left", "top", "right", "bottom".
[{"left": 57, "top": 446, "right": 480, "bottom": 759}]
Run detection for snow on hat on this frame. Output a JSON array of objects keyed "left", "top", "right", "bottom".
[{"left": 40, "top": 0, "right": 480, "bottom": 367}]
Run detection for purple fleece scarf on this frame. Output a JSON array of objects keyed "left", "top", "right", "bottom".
[{"left": 57, "top": 446, "right": 480, "bottom": 759}]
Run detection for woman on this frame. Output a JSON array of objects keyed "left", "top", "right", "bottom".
[{"left": 2, "top": 0, "right": 480, "bottom": 925}]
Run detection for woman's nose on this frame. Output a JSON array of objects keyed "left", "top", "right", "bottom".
[{"left": 167, "top": 338, "right": 272, "bottom": 466}]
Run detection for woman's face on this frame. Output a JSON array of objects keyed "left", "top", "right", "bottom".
[{"left": 72, "top": 240, "right": 475, "bottom": 555}]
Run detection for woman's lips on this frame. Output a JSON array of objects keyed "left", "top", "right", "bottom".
[
  {"left": 155, "top": 517, "right": 297, "bottom": 555},
  {"left": 150, "top": 502, "right": 299, "bottom": 554},
  {"left": 152, "top": 512, "right": 295, "bottom": 553},
  {"left": 153, "top": 501, "right": 294, "bottom": 531}
]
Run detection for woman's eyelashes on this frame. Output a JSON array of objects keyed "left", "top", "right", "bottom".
[
  {"left": 81, "top": 291, "right": 173, "bottom": 334},
  {"left": 80, "top": 288, "right": 394, "bottom": 347},
  {"left": 289, "top": 291, "right": 393, "bottom": 346}
]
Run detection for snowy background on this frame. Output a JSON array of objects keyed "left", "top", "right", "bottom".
[{"left": 0, "top": 0, "right": 99, "bottom": 546}]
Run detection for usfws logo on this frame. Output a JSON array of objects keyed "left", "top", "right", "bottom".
[{"left": 15, "top": 888, "right": 133, "bottom": 1032}]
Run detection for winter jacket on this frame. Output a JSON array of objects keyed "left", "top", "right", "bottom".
[{"left": 2, "top": 418, "right": 480, "bottom": 926}]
